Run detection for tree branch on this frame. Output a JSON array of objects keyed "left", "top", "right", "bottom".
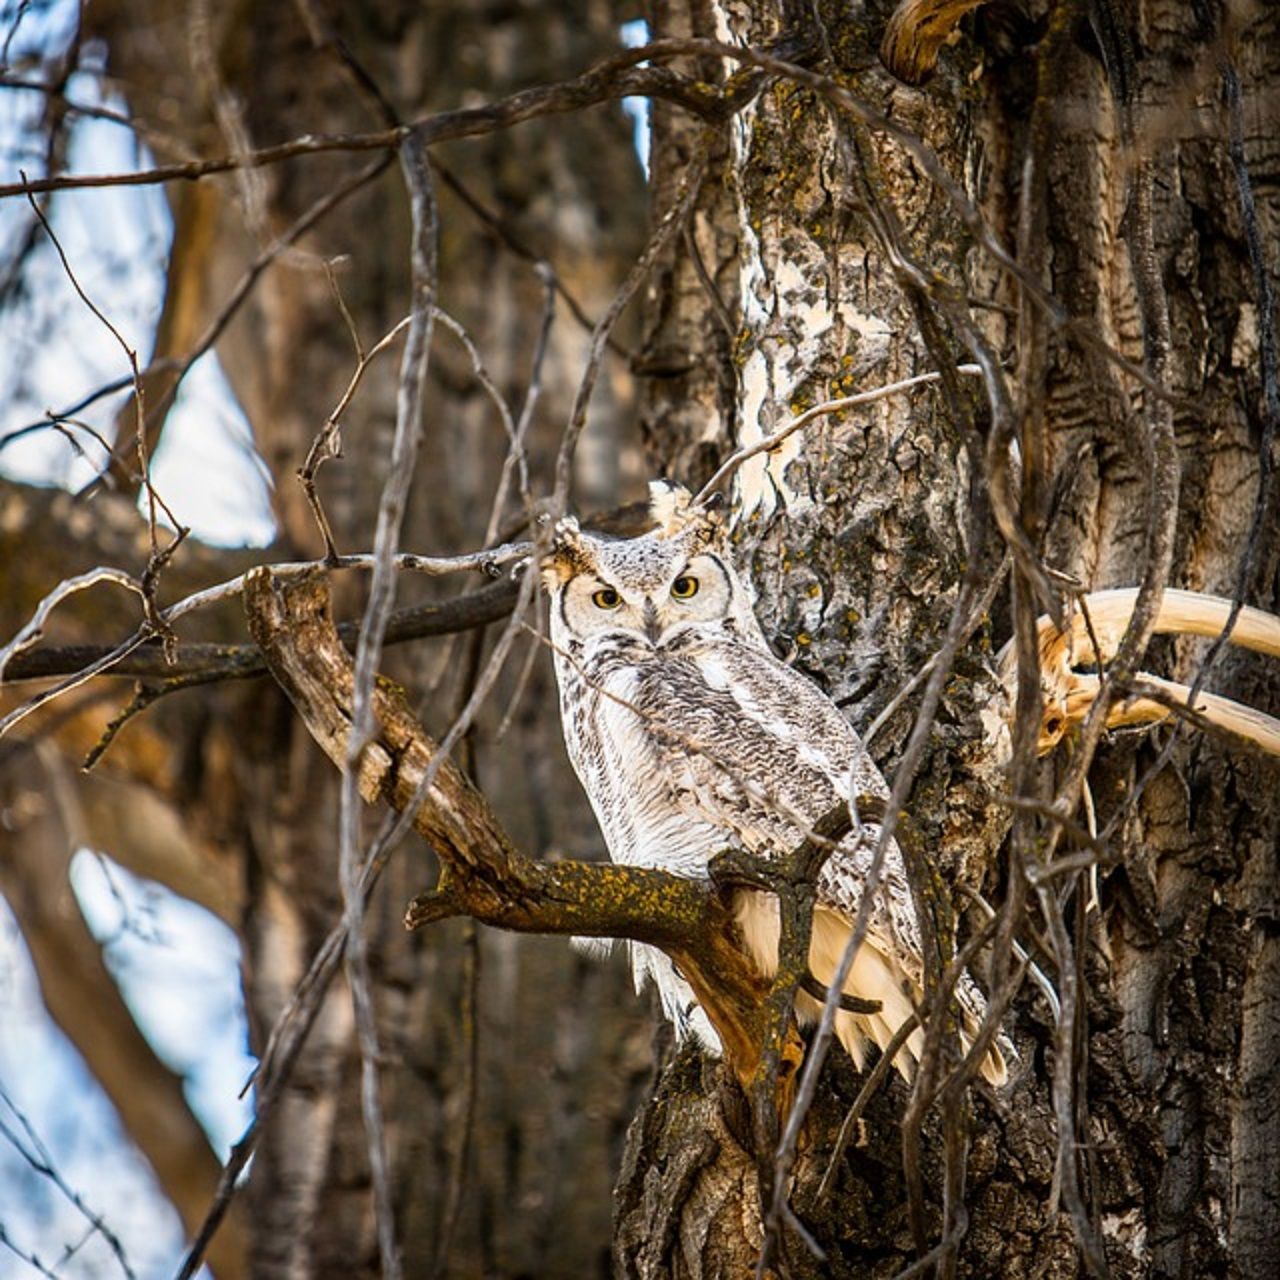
[
  {"left": 2, "top": 572, "right": 520, "bottom": 686},
  {"left": 0, "top": 55, "right": 723, "bottom": 201}
]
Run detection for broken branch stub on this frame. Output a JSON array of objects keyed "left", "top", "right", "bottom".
[
  {"left": 241, "top": 565, "right": 795, "bottom": 1085},
  {"left": 880, "top": 0, "right": 989, "bottom": 85},
  {"left": 998, "top": 587, "right": 1280, "bottom": 757}
]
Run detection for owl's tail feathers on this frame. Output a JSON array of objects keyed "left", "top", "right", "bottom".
[
  {"left": 955, "top": 972, "right": 1011, "bottom": 1088},
  {"left": 805, "top": 908, "right": 1009, "bottom": 1088},
  {"left": 734, "top": 894, "right": 1010, "bottom": 1086}
]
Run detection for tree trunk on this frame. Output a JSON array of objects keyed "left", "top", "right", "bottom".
[{"left": 615, "top": 1, "right": 1280, "bottom": 1277}]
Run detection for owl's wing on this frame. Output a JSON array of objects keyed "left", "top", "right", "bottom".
[{"left": 627, "top": 639, "right": 923, "bottom": 965}]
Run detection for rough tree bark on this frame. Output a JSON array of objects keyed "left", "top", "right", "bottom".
[
  {"left": 1, "top": 1, "right": 1278, "bottom": 1278},
  {"left": 612, "top": 2, "right": 1280, "bottom": 1278}
]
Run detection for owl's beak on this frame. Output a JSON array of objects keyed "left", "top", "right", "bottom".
[{"left": 642, "top": 601, "right": 662, "bottom": 645}]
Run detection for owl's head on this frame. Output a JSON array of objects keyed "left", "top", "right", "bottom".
[{"left": 542, "top": 482, "right": 762, "bottom": 653}]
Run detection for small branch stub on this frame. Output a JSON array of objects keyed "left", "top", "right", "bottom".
[{"left": 880, "top": 0, "right": 989, "bottom": 85}]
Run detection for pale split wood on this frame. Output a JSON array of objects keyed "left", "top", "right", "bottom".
[
  {"left": 1051, "top": 588, "right": 1280, "bottom": 664},
  {"left": 999, "top": 587, "right": 1280, "bottom": 757},
  {"left": 1056, "top": 672, "right": 1280, "bottom": 758}
]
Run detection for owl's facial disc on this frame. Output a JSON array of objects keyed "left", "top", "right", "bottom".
[
  {"left": 650, "top": 553, "right": 734, "bottom": 643},
  {"left": 581, "top": 552, "right": 732, "bottom": 647}
]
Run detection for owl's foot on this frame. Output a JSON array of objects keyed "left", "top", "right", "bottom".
[
  {"left": 708, "top": 846, "right": 782, "bottom": 893},
  {"left": 709, "top": 849, "right": 884, "bottom": 1016}
]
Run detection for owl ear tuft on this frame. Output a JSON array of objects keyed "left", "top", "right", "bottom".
[
  {"left": 540, "top": 516, "right": 595, "bottom": 587},
  {"left": 649, "top": 478, "right": 727, "bottom": 548},
  {"left": 647, "top": 479, "right": 692, "bottom": 534}
]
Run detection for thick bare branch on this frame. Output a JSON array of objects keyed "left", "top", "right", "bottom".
[{"left": 1, "top": 577, "right": 519, "bottom": 687}]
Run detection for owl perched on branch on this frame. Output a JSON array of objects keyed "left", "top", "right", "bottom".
[{"left": 542, "top": 481, "right": 1006, "bottom": 1086}]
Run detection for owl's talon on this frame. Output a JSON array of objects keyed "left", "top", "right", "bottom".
[
  {"left": 708, "top": 847, "right": 779, "bottom": 892},
  {"left": 800, "top": 971, "right": 883, "bottom": 1015}
]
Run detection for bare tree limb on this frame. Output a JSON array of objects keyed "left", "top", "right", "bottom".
[
  {"left": 0, "top": 576, "right": 521, "bottom": 686},
  {"left": 0, "top": 52, "right": 724, "bottom": 201}
]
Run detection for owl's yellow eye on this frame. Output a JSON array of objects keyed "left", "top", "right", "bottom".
[
  {"left": 591, "top": 587, "right": 621, "bottom": 610},
  {"left": 671, "top": 575, "right": 699, "bottom": 600}
]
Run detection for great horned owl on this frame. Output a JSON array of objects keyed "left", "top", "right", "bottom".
[{"left": 542, "top": 482, "right": 1006, "bottom": 1086}]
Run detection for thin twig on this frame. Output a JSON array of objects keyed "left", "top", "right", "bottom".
[
  {"left": 759, "top": 413, "right": 999, "bottom": 1273},
  {"left": 492, "top": 628, "right": 542, "bottom": 743},
  {"left": 298, "top": 310, "right": 412, "bottom": 560},
  {"left": 429, "top": 903, "right": 480, "bottom": 1279},
  {"left": 552, "top": 141, "right": 709, "bottom": 513},
  {"left": 0, "top": 631, "right": 153, "bottom": 739},
  {"left": 0, "top": 47, "right": 725, "bottom": 202},
  {"left": 0, "top": 1, "right": 35, "bottom": 71},
  {"left": 87, "top": 152, "right": 394, "bottom": 503},
  {"left": 815, "top": 1011, "right": 920, "bottom": 1201},
  {"left": 0, "top": 567, "right": 143, "bottom": 679},
  {"left": 694, "top": 365, "right": 981, "bottom": 505},
  {"left": 864, "top": 556, "right": 1009, "bottom": 747},
  {"left": 958, "top": 885, "right": 1059, "bottom": 1021},
  {"left": 0, "top": 372, "right": 137, "bottom": 453},
  {"left": 682, "top": 222, "right": 737, "bottom": 344},
  {"left": 174, "top": 825, "right": 402, "bottom": 1280},
  {"left": 432, "top": 161, "right": 634, "bottom": 361},
  {"left": 0, "top": 1229, "right": 60, "bottom": 1280},
  {"left": 23, "top": 178, "right": 188, "bottom": 636},
  {"left": 418, "top": 627, "right": 486, "bottom": 1279},
  {"left": 0, "top": 1083, "right": 136, "bottom": 1279}
]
